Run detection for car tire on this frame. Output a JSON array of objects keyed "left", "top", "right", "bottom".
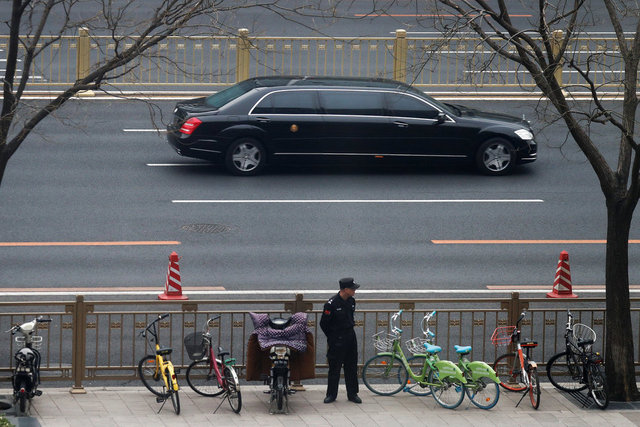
[
  {"left": 475, "top": 138, "right": 516, "bottom": 176},
  {"left": 225, "top": 138, "right": 266, "bottom": 176}
]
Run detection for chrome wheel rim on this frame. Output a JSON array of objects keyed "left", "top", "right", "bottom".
[
  {"left": 232, "top": 143, "right": 261, "bottom": 172},
  {"left": 482, "top": 143, "right": 511, "bottom": 172}
]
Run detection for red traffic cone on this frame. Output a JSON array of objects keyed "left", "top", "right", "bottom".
[
  {"left": 547, "top": 250, "right": 578, "bottom": 298},
  {"left": 159, "top": 251, "right": 188, "bottom": 300}
]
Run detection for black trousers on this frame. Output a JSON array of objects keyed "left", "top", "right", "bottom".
[{"left": 326, "top": 334, "right": 359, "bottom": 398}]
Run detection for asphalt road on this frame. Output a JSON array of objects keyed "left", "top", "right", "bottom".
[{"left": 1, "top": 97, "right": 637, "bottom": 293}]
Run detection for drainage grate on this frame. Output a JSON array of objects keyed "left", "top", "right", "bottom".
[{"left": 180, "top": 224, "right": 233, "bottom": 234}]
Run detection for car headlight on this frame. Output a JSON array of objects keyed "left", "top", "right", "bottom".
[{"left": 514, "top": 129, "right": 534, "bottom": 140}]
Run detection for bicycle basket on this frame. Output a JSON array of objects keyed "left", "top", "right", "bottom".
[
  {"left": 405, "top": 337, "right": 430, "bottom": 355},
  {"left": 491, "top": 326, "right": 515, "bottom": 347},
  {"left": 183, "top": 332, "right": 205, "bottom": 360},
  {"left": 372, "top": 331, "right": 398, "bottom": 352},
  {"left": 572, "top": 323, "right": 596, "bottom": 350}
]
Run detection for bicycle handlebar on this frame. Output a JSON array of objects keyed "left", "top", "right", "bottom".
[
  {"left": 390, "top": 310, "right": 403, "bottom": 334},
  {"left": 421, "top": 310, "right": 436, "bottom": 338}
]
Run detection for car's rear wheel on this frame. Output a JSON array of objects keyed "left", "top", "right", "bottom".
[
  {"left": 225, "top": 138, "right": 266, "bottom": 176},
  {"left": 475, "top": 138, "right": 516, "bottom": 175}
]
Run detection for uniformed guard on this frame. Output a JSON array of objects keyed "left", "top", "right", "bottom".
[{"left": 320, "top": 277, "right": 361, "bottom": 404}]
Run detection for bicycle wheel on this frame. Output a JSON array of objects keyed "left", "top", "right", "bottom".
[
  {"left": 465, "top": 376, "right": 500, "bottom": 410},
  {"left": 224, "top": 366, "right": 242, "bottom": 414},
  {"left": 493, "top": 353, "right": 527, "bottom": 391},
  {"left": 186, "top": 359, "right": 225, "bottom": 397},
  {"left": 405, "top": 355, "right": 432, "bottom": 396},
  {"left": 138, "top": 355, "right": 169, "bottom": 397},
  {"left": 588, "top": 364, "right": 609, "bottom": 409},
  {"left": 362, "top": 354, "right": 408, "bottom": 396},
  {"left": 169, "top": 387, "right": 181, "bottom": 415},
  {"left": 428, "top": 369, "right": 465, "bottom": 409},
  {"left": 546, "top": 351, "right": 587, "bottom": 392},
  {"left": 528, "top": 366, "right": 541, "bottom": 409}
]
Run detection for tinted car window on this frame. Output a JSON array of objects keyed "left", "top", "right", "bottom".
[
  {"left": 205, "top": 80, "right": 255, "bottom": 108},
  {"left": 252, "top": 90, "right": 318, "bottom": 114},
  {"left": 319, "top": 90, "right": 384, "bottom": 116},
  {"left": 386, "top": 93, "right": 440, "bottom": 119}
]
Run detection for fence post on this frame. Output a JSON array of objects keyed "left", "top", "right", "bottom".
[
  {"left": 70, "top": 295, "right": 87, "bottom": 394},
  {"left": 393, "top": 29, "right": 407, "bottom": 82},
  {"left": 501, "top": 292, "right": 529, "bottom": 327},
  {"left": 76, "top": 27, "right": 90, "bottom": 81},
  {"left": 285, "top": 293, "right": 313, "bottom": 313},
  {"left": 236, "top": 28, "right": 251, "bottom": 83},
  {"left": 551, "top": 30, "right": 564, "bottom": 88}
]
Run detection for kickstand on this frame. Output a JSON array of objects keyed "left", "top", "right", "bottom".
[
  {"left": 515, "top": 389, "right": 528, "bottom": 408},
  {"left": 213, "top": 392, "right": 227, "bottom": 414},
  {"left": 156, "top": 394, "right": 168, "bottom": 414}
]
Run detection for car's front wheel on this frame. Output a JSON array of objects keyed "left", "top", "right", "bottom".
[
  {"left": 225, "top": 138, "right": 266, "bottom": 176},
  {"left": 475, "top": 138, "right": 516, "bottom": 175}
]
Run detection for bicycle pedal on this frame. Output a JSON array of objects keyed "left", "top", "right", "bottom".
[
  {"left": 156, "top": 397, "right": 165, "bottom": 403},
  {"left": 34, "top": 390, "right": 42, "bottom": 397},
  {"left": 288, "top": 390, "right": 296, "bottom": 395}
]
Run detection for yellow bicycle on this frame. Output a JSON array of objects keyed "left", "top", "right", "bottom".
[{"left": 138, "top": 313, "right": 180, "bottom": 414}]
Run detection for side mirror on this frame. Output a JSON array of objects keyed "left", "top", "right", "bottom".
[{"left": 436, "top": 112, "right": 446, "bottom": 124}]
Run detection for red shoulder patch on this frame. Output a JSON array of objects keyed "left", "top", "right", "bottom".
[{"left": 324, "top": 309, "right": 331, "bottom": 315}]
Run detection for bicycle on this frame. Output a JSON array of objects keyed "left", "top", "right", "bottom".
[
  {"left": 492, "top": 311, "right": 541, "bottom": 409},
  {"left": 6, "top": 316, "right": 51, "bottom": 414},
  {"left": 137, "top": 313, "right": 181, "bottom": 415},
  {"left": 184, "top": 315, "right": 242, "bottom": 414},
  {"left": 453, "top": 345, "right": 501, "bottom": 409},
  {"left": 546, "top": 310, "right": 608, "bottom": 409},
  {"left": 361, "top": 310, "right": 468, "bottom": 409}
]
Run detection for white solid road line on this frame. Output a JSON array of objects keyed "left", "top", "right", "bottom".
[
  {"left": 0, "top": 288, "right": 625, "bottom": 296},
  {"left": 171, "top": 199, "right": 544, "bottom": 204}
]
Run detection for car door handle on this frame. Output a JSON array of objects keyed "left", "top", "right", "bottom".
[
  {"left": 256, "top": 117, "right": 271, "bottom": 123},
  {"left": 393, "top": 121, "right": 408, "bottom": 128}
]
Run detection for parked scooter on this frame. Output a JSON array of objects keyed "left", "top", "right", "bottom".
[
  {"left": 247, "top": 312, "right": 313, "bottom": 414},
  {"left": 6, "top": 316, "right": 51, "bottom": 414},
  {"left": 267, "top": 317, "right": 294, "bottom": 414}
]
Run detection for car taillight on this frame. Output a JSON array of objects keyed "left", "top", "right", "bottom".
[{"left": 179, "top": 117, "right": 202, "bottom": 135}]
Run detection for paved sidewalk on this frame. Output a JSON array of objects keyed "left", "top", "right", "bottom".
[{"left": 3, "top": 384, "right": 640, "bottom": 426}]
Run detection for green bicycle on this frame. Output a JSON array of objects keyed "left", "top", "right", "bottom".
[
  {"left": 362, "top": 310, "right": 468, "bottom": 409},
  {"left": 453, "top": 345, "right": 501, "bottom": 409}
]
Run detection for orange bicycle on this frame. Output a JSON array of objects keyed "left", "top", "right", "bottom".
[{"left": 492, "top": 311, "right": 541, "bottom": 409}]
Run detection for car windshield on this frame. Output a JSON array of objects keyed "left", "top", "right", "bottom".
[
  {"left": 205, "top": 80, "right": 256, "bottom": 108},
  {"left": 205, "top": 77, "right": 297, "bottom": 109}
]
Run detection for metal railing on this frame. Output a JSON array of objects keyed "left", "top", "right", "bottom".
[
  {"left": 0, "top": 292, "right": 636, "bottom": 393},
  {"left": 1, "top": 28, "right": 633, "bottom": 91}
]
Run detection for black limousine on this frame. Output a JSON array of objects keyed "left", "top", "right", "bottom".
[{"left": 167, "top": 76, "right": 537, "bottom": 176}]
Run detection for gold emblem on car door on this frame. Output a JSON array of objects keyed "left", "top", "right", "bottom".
[{"left": 290, "top": 124, "right": 299, "bottom": 133}]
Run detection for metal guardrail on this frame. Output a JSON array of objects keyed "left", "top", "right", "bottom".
[
  {"left": 0, "top": 29, "right": 632, "bottom": 90},
  {"left": 0, "top": 292, "right": 635, "bottom": 393}
]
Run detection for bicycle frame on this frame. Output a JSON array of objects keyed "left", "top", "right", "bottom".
[
  {"left": 377, "top": 310, "right": 466, "bottom": 387},
  {"left": 201, "top": 316, "right": 227, "bottom": 389},
  {"left": 143, "top": 314, "right": 178, "bottom": 392}
]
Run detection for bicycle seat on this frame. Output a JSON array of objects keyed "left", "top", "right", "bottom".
[
  {"left": 521, "top": 341, "right": 538, "bottom": 348},
  {"left": 423, "top": 343, "right": 442, "bottom": 354},
  {"left": 156, "top": 347, "right": 173, "bottom": 356},
  {"left": 454, "top": 345, "right": 472, "bottom": 355}
]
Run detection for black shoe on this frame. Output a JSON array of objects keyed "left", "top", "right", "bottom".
[
  {"left": 348, "top": 395, "right": 362, "bottom": 404},
  {"left": 324, "top": 395, "right": 336, "bottom": 404}
]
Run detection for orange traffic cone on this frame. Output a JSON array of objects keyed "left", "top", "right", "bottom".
[
  {"left": 547, "top": 250, "right": 578, "bottom": 298},
  {"left": 159, "top": 251, "right": 188, "bottom": 300}
]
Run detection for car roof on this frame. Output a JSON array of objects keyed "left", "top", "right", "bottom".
[{"left": 245, "top": 75, "right": 417, "bottom": 91}]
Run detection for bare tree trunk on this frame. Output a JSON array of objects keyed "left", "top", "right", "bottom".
[{"left": 605, "top": 195, "right": 640, "bottom": 400}]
